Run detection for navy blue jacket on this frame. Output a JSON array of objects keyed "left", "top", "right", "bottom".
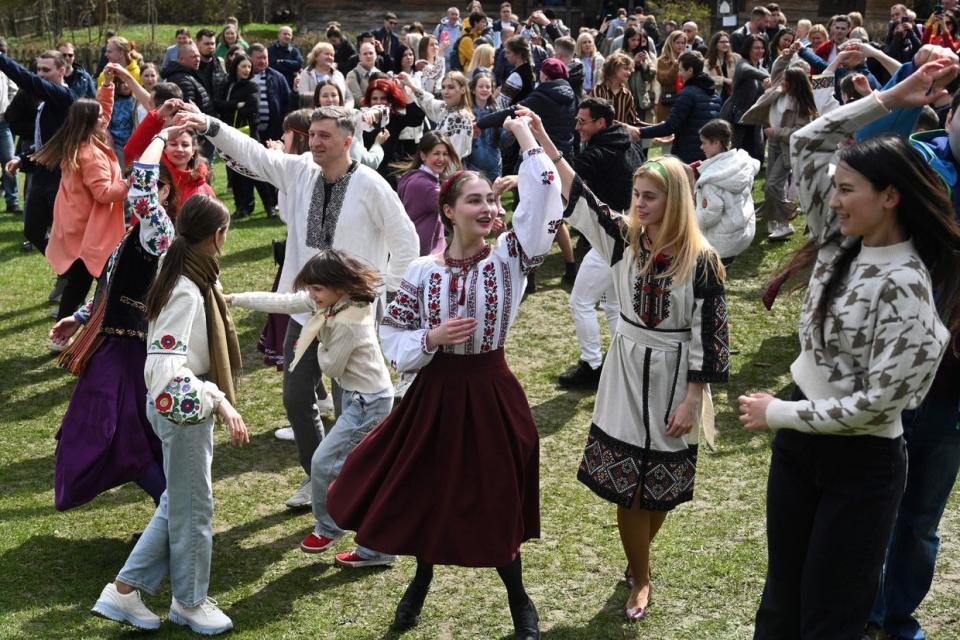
[
  {"left": 268, "top": 41, "right": 304, "bottom": 89},
  {"left": 477, "top": 78, "right": 577, "bottom": 157},
  {"left": 0, "top": 53, "right": 75, "bottom": 184},
  {"left": 254, "top": 66, "right": 294, "bottom": 141},
  {"left": 640, "top": 73, "right": 720, "bottom": 163},
  {"left": 65, "top": 64, "right": 96, "bottom": 99}
]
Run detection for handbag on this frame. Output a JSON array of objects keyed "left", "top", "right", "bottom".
[{"left": 228, "top": 85, "right": 251, "bottom": 136}]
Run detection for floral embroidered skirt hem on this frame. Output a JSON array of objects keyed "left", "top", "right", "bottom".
[
  {"left": 327, "top": 349, "right": 541, "bottom": 567},
  {"left": 54, "top": 335, "right": 163, "bottom": 511}
]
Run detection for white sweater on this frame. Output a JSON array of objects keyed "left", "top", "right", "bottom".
[
  {"left": 145, "top": 276, "right": 225, "bottom": 424},
  {"left": 230, "top": 291, "right": 392, "bottom": 394},
  {"left": 203, "top": 116, "right": 420, "bottom": 326}
]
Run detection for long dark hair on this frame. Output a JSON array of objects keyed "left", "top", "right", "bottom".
[
  {"left": 740, "top": 33, "right": 765, "bottom": 64},
  {"left": 782, "top": 67, "right": 817, "bottom": 121},
  {"left": 390, "top": 130, "right": 462, "bottom": 175},
  {"left": 706, "top": 31, "right": 731, "bottom": 70},
  {"left": 393, "top": 44, "right": 415, "bottom": 74},
  {"left": 798, "top": 135, "right": 960, "bottom": 337},
  {"left": 292, "top": 249, "right": 383, "bottom": 303},
  {"left": 145, "top": 194, "right": 230, "bottom": 320},
  {"left": 227, "top": 53, "right": 252, "bottom": 83},
  {"left": 768, "top": 29, "right": 794, "bottom": 62},
  {"left": 158, "top": 162, "right": 180, "bottom": 221},
  {"left": 621, "top": 26, "right": 645, "bottom": 55},
  {"left": 33, "top": 99, "right": 106, "bottom": 170}
]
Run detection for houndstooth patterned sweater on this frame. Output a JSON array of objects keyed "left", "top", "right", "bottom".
[{"left": 764, "top": 92, "right": 950, "bottom": 438}]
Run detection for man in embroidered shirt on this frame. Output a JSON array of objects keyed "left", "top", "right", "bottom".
[{"left": 176, "top": 105, "right": 418, "bottom": 509}]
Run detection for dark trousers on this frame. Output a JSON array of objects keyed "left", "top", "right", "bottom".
[
  {"left": 754, "top": 423, "right": 907, "bottom": 640},
  {"left": 283, "top": 319, "right": 337, "bottom": 476},
  {"left": 24, "top": 181, "right": 57, "bottom": 252},
  {"left": 228, "top": 167, "right": 276, "bottom": 215},
  {"left": 57, "top": 259, "right": 95, "bottom": 320}
]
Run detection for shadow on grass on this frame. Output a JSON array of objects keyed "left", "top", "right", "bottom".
[
  {"left": 532, "top": 389, "right": 586, "bottom": 439},
  {"left": 220, "top": 242, "right": 274, "bottom": 270}
]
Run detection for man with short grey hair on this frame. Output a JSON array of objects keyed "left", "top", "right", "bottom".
[
  {"left": 173, "top": 106, "right": 419, "bottom": 514},
  {"left": 160, "top": 42, "right": 213, "bottom": 115}
]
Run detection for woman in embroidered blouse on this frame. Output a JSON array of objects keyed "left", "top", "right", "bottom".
[
  {"left": 416, "top": 35, "right": 447, "bottom": 97},
  {"left": 92, "top": 192, "right": 246, "bottom": 635},
  {"left": 35, "top": 73, "right": 128, "bottom": 323},
  {"left": 48, "top": 130, "right": 179, "bottom": 512},
  {"left": 327, "top": 116, "right": 561, "bottom": 640},
  {"left": 738, "top": 62, "right": 960, "bottom": 638},
  {"left": 524, "top": 107, "right": 729, "bottom": 621},
  {"left": 399, "top": 70, "right": 474, "bottom": 161}
]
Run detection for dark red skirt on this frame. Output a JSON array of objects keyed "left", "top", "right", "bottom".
[
  {"left": 327, "top": 349, "right": 540, "bottom": 567},
  {"left": 256, "top": 265, "right": 288, "bottom": 371}
]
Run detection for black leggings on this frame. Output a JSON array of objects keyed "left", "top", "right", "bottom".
[
  {"left": 409, "top": 554, "right": 529, "bottom": 605},
  {"left": 57, "top": 259, "right": 95, "bottom": 321}
]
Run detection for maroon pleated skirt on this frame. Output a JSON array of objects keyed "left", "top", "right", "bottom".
[
  {"left": 256, "top": 265, "right": 288, "bottom": 371},
  {"left": 327, "top": 349, "right": 540, "bottom": 567},
  {"left": 54, "top": 335, "right": 163, "bottom": 510}
]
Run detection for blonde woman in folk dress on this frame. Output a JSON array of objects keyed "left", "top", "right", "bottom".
[
  {"left": 523, "top": 109, "right": 729, "bottom": 622},
  {"left": 327, "top": 115, "right": 562, "bottom": 640}
]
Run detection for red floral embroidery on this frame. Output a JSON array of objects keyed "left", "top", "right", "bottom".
[
  {"left": 160, "top": 335, "right": 177, "bottom": 349},
  {"left": 480, "top": 263, "right": 497, "bottom": 352},
  {"left": 156, "top": 393, "right": 173, "bottom": 412}
]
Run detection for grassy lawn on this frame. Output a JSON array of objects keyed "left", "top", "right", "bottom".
[
  {"left": 0, "top": 161, "right": 957, "bottom": 639},
  {"left": 7, "top": 24, "right": 290, "bottom": 49}
]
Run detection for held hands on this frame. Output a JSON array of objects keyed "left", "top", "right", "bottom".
[
  {"left": 738, "top": 393, "right": 774, "bottom": 431},
  {"left": 157, "top": 98, "right": 184, "bottom": 119},
  {"left": 217, "top": 398, "right": 250, "bottom": 447},
  {"left": 172, "top": 111, "right": 209, "bottom": 132},
  {"left": 49, "top": 316, "right": 80, "bottom": 345},
  {"left": 104, "top": 62, "right": 130, "bottom": 79},
  {"left": 426, "top": 317, "right": 478, "bottom": 350},
  {"left": 513, "top": 107, "right": 544, "bottom": 136},
  {"left": 851, "top": 73, "right": 872, "bottom": 97},
  {"left": 493, "top": 174, "right": 518, "bottom": 196},
  {"left": 913, "top": 44, "right": 959, "bottom": 69},
  {"left": 503, "top": 114, "right": 532, "bottom": 136}
]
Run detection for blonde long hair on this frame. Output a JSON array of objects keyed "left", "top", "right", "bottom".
[
  {"left": 442, "top": 71, "right": 472, "bottom": 112},
  {"left": 467, "top": 43, "right": 495, "bottom": 74},
  {"left": 658, "top": 30, "right": 686, "bottom": 66},
  {"left": 626, "top": 157, "right": 725, "bottom": 285}
]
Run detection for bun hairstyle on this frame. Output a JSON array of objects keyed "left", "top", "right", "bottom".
[{"left": 438, "top": 170, "right": 491, "bottom": 233}]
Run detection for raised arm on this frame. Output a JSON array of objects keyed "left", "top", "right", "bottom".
[{"left": 0, "top": 52, "right": 73, "bottom": 108}]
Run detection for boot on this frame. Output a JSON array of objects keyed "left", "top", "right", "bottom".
[
  {"left": 509, "top": 598, "right": 540, "bottom": 640},
  {"left": 391, "top": 577, "right": 431, "bottom": 631}
]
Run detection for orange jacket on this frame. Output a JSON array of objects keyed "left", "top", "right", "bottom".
[{"left": 45, "top": 84, "right": 128, "bottom": 278}]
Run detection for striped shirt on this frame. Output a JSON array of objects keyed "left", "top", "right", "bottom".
[
  {"left": 255, "top": 72, "right": 269, "bottom": 131},
  {"left": 591, "top": 82, "right": 641, "bottom": 126}
]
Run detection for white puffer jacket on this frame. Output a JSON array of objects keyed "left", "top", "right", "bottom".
[{"left": 694, "top": 148, "right": 761, "bottom": 259}]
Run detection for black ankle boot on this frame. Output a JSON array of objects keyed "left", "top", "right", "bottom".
[
  {"left": 391, "top": 581, "right": 430, "bottom": 631},
  {"left": 509, "top": 598, "right": 540, "bottom": 640}
]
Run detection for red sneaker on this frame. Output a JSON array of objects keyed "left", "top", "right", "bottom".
[
  {"left": 300, "top": 532, "right": 336, "bottom": 554},
  {"left": 334, "top": 551, "right": 395, "bottom": 568}
]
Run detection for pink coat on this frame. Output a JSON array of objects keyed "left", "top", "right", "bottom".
[{"left": 45, "top": 84, "right": 128, "bottom": 278}]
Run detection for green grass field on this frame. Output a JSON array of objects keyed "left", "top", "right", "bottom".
[{"left": 0, "top": 161, "right": 957, "bottom": 639}]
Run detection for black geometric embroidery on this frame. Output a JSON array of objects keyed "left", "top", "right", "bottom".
[{"left": 306, "top": 162, "right": 359, "bottom": 249}]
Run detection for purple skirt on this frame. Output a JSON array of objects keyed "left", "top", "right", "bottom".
[
  {"left": 256, "top": 265, "right": 288, "bottom": 371},
  {"left": 54, "top": 335, "right": 162, "bottom": 511}
]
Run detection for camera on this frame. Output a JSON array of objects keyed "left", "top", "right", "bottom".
[{"left": 901, "top": 16, "right": 911, "bottom": 23}]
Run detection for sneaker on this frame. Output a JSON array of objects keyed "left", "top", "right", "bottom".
[
  {"left": 6, "top": 202, "right": 22, "bottom": 214},
  {"left": 300, "top": 532, "right": 337, "bottom": 554},
  {"left": 91, "top": 583, "right": 161, "bottom": 631},
  {"left": 285, "top": 476, "right": 312, "bottom": 509},
  {"left": 21, "top": 241, "right": 33, "bottom": 252},
  {"left": 274, "top": 426, "right": 295, "bottom": 441},
  {"left": 768, "top": 222, "right": 795, "bottom": 241},
  {"left": 316, "top": 394, "right": 334, "bottom": 414},
  {"left": 334, "top": 551, "right": 395, "bottom": 568},
  {"left": 557, "top": 360, "right": 602, "bottom": 390},
  {"left": 169, "top": 597, "right": 233, "bottom": 635}
]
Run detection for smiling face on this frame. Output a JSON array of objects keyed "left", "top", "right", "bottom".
[
  {"left": 165, "top": 132, "right": 196, "bottom": 170},
  {"left": 829, "top": 162, "right": 901, "bottom": 242},
  {"left": 278, "top": 27, "right": 293, "bottom": 45},
  {"left": 309, "top": 119, "right": 351, "bottom": 166},
  {"left": 421, "top": 143, "right": 451, "bottom": 174},
  {"left": 105, "top": 42, "right": 126, "bottom": 64},
  {"left": 616, "top": 62, "right": 633, "bottom": 83},
  {"left": 809, "top": 30, "right": 826, "bottom": 48},
  {"left": 441, "top": 78, "right": 465, "bottom": 106},
  {"left": 251, "top": 49, "right": 268, "bottom": 72},
  {"left": 140, "top": 66, "right": 158, "bottom": 89},
  {"left": 306, "top": 283, "right": 344, "bottom": 308},
  {"left": 445, "top": 176, "right": 498, "bottom": 239},
  {"left": 315, "top": 45, "right": 334, "bottom": 70},
  {"left": 236, "top": 58, "right": 252, "bottom": 80},
  {"left": 717, "top": 35, "right": 730, "bottom": 53},
  {"left": 632, "top": 175, "right": 667, "bottom": 230},
  {"left": 317, "top": 84, "right": 342, "bottom": 106},
  {"left": 778, "top": 32, "right": 794, "bottom": 50},
  {"left": 223, "top": 26, "right": 238, "bottom": 45},
  {"left": 750, "top": 38, "right": 765, "bottom": 64},
  {"left": 473, "top": 76, "right": 492, "bottom": 102}
]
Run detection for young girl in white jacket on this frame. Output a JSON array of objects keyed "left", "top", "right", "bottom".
[
  {"left": 227, "top": 249, "right": 397, "bottom": 568},
  {"left": 694, "top": 118, "right": 761, "bottom": 263}
]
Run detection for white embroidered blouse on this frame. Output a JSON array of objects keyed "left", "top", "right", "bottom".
[{"left": 381, "top": 148, "right": 562, "bottom": 371}]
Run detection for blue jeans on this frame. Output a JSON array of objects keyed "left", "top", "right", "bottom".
[
  {"left": 312, "top": 389, "right": 394, "bottom": 561},
  {"left": 869, "top": 397, "right": 960, "bottom": 640},
  {"left": 0, "top": 122, "right": 17, "bottom": 208},
  {"left": 117, "top": 401, "right": 215, "bottom": 607},
  {"left": 467, "top": 138, "right": 502, "bottom": 181}
]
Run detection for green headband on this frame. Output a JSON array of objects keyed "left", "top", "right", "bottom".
[{"left": 643, "top": 159, "right": 668, "bottom": 182}]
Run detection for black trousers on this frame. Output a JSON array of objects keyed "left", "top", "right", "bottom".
[
  {"left": 754, "top": 407, "right": 907, "bottom": 639},
  {"left": 24, "top": 181, "right": 57, "bottom": 252},
  {"left": 57, "top": 259, "right": 95, "bottom": 320},
  {"left": 228, "top": 167, "right": 277, "bottom": 214}
]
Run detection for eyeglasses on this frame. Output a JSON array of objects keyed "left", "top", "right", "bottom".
[
  {"left": 575, "top": 117, "right": 596, "bottom": 125},
  {"left": 388, "top": 20, "right": 397, "bottom": 26},
  {"left": 62, "top": 53, "right": 75, "bottom": 58}
]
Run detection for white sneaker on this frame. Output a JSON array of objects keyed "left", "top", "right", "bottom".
[
  {"left": 317, "top": 395, "right": 334, "bottom": 414},
  {"left": 274, "top": 426, "right": 295, "bottom": 441},
  {"left": 285, "top": 476, "right": 312, "bottom": 509},
  {"left": 169, "top": 597, "right": 234, "bottom": 635},
  {"left": 91, "top": 582, "right": 161, "bottom": 630},
  {"left": 768, "top": 222, "right": 795, "bottom": 241}
]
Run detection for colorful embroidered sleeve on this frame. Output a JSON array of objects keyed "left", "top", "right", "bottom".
[
  {"left": 688, "top": 256, "right": 730, "bottom": 383},
  {"left": 144, "top": 283, "right": 225, "bottom": 424},
  {"left": 492, "top": 148, "right": 563, "bottom": 276},
  {"left": 130, "top": 163, "right": 175, "bottom": 256},
  {"left": 380, "top": 264, "right": 437, "bottom": 372},
  {"left": 562, "top": 175, "right": 627, "bottom": 267}
]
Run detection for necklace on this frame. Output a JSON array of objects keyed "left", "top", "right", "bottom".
[{"left": 444, "top": 243, "right": 491, "bottom": 306}]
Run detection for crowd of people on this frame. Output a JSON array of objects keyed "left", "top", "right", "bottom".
[{"left": 3, "top": 1, "right": 960, "bottom": 638}]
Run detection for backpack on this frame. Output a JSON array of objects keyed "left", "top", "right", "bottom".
[{"left": 449, "top": 35, "right": 469, "bottom": 71}]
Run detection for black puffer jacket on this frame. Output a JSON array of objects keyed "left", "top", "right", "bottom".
[
  {"left": 477, "top": 78, "right": 577, "bottom": 156},
  {"left": 640, "top": 72, "right": 720, "bottom": 163},
  {"left": 571, "top": 123, "right": 644, "bottom": 212},
  {"left": 161, "top": 61, "right": 214, "bottom": 115}
]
